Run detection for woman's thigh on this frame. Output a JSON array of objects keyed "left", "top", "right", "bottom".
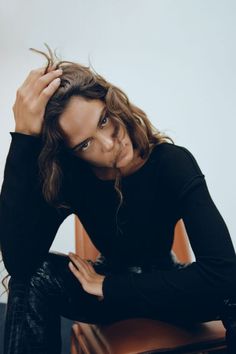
[
  {"left": 20, "top": 251, "right": 150, "bottom": 325},
  {"left": 13, "top": 252, "right": 223, "bottom": 326}
]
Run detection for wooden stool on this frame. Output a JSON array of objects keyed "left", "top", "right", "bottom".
[{"left": 71, "top": 318, "right": 226, "bottom": 354}]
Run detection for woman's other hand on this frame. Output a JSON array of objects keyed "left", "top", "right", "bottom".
[
  {"left": 68, "top": 252, "right": 105, "bottom": 300},
  {"left": 12, "top": 65, "right": 63, "bottom": 136}
]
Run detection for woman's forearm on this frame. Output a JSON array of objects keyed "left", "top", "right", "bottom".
[{"left": 0, "top": 132, "right": 71, "bottom": 279}]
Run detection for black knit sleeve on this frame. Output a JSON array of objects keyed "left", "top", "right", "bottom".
[{"left": 0, "top": 132, "right": 72, "bottom": 280}]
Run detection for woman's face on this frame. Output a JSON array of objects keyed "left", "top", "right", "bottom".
[{"left": 59, "top": 96, "right": 135, "bottom": 175}]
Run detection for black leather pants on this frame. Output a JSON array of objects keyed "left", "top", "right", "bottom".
[
  {"left": 3, "top": 251, "right": 236, "bottom": 354},
  {"left": 3, "top": 251, "right": 153, "bottom": 354}
]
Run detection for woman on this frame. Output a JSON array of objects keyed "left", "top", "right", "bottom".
[{"left": 1, "top": 44, "right": 236, "bottom": 353}]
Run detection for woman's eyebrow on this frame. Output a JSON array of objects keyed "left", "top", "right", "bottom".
[{"left": 70, "top": 106, "right": 107, "bottom": 151}]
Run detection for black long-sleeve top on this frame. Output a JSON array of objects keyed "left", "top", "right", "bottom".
[{"left": 0, "top": 132, "right": 236, "bottom": 307}]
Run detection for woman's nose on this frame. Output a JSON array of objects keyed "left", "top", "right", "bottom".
[
  {"left": 98, "top": 131, "right": 115, "bottom": 152},
  {"left": 102, "top": 136, "right": 115, "bottom": 151}
]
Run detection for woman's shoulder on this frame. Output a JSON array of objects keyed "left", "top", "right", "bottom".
[
  {"left": 152, "top": 141, "right": 203, "bottom": 172},
  {"left": 151, "top": 141, "right": 206, "bottom": 198}
]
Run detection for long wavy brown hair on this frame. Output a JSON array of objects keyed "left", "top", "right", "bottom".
[{"left": 1, "top": 43, "right": 174, "bottom": 297}]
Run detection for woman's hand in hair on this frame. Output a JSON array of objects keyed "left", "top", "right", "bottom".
[
  {"left": 12, "top": 65, "right": 63, "bottom": 136},
  {"left": 68, "top": 252, "right": 105, "bottom": 300}
]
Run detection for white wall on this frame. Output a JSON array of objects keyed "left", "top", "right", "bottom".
[{"left": 0, "top": 0, "right": 235, "bottom": 302}]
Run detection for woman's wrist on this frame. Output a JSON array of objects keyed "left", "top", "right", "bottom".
[{"left": 14, "top": 127, "right": 40, "bottom": 137}]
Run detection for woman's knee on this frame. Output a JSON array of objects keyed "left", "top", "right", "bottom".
[
  {"left": 9, "top": 252, "right": 80, "bottom": 314},
  {"left": 28, "top": 252, "right": 70, "bottom": 295}
]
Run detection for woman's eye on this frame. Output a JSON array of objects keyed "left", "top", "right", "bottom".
[
  {"left": 100, "top": 116, "right": 109, "bottom": 126},
  {"left": 78, "top": 117, "right": 109, "bottom": 153},
  {"left": 80, "top": 141, "right": 90, "bottom": 152}
]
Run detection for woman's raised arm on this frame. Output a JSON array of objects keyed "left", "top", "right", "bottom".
[{"left": 0, "top": 66, "right": 70, "bottom": 281}]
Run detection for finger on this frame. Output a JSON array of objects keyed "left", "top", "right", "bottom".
[
  {"left": 21, "top": 63, "right": 60, "bottom": 92},
  {"left": 37, "top": 76, "right": 62, "bottom": 108},
  {"left": 85, "top": 260, "right": 96, "bottom": 273},
  {"left": 69, "top": 261, "right": 84, "bottom": 282},
  {"left": 34, "top": 68, "right": 63, "bottom": 95},
  {"left": 68, "top": 253, "right": 89, "bottom": 275},
  {"left": 68, "top": 253, "right": 85, "bottom": 273},
  {"left": 48, "top": 63, "right": 58, "bottom": 72},
  {"left": 21, "top": 66, "right": 48, "bottom": 89}
]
